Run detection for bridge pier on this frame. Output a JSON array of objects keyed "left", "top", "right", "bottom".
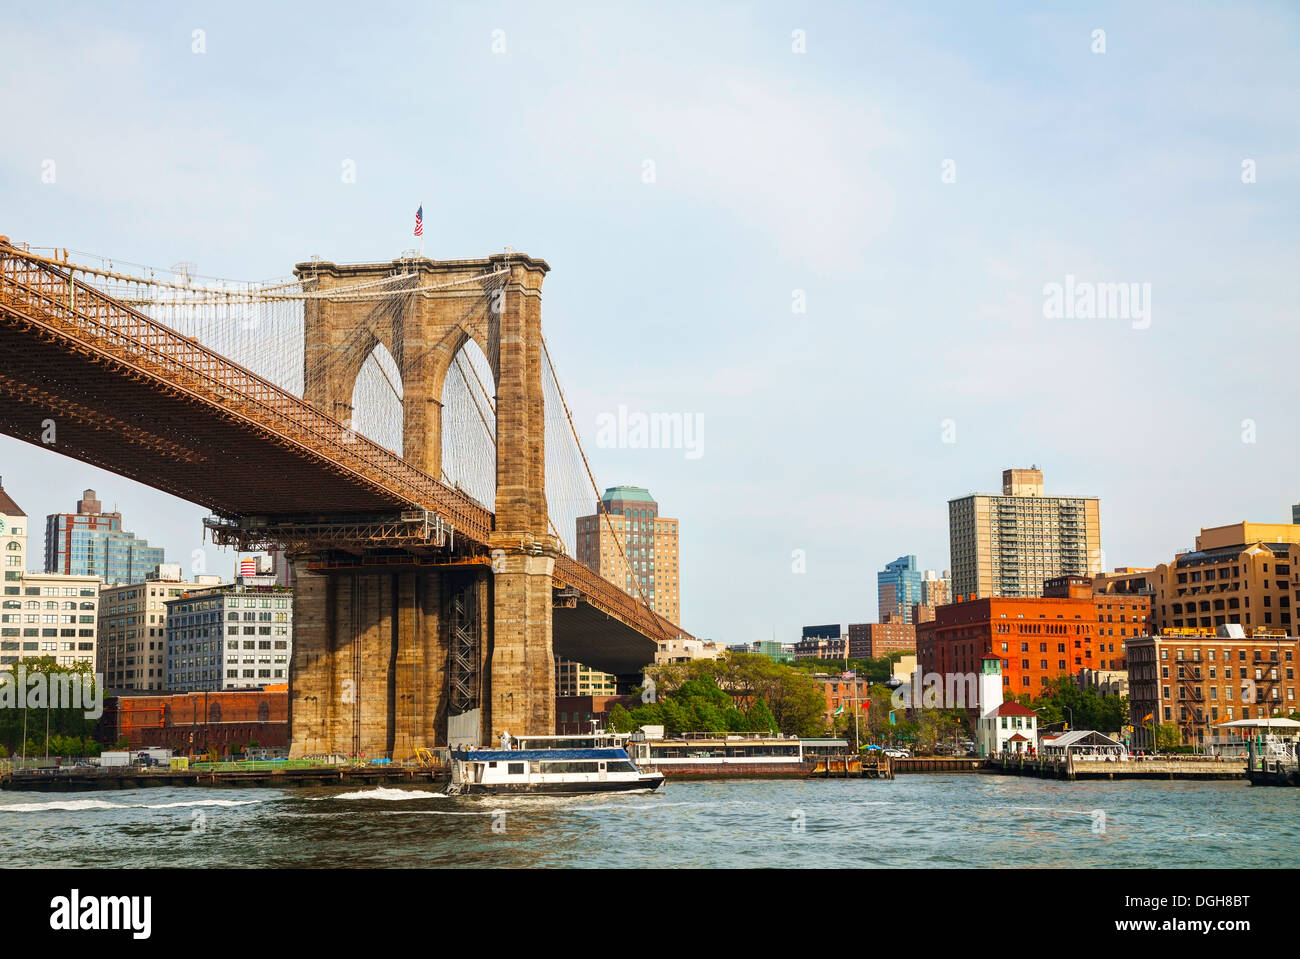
[
  {"left": 289, "top": 557, "right": 496, "bottom": 760},
  {"left": 486, "top": 549, "right": 557, "bottom": 743}
]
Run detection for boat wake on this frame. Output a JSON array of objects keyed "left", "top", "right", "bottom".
[
  {"left": 321, "top": 787, "right": 448, "bottom": 802},
  {"left": 0, "top": 797, "right": 262, "bottom": 813}
]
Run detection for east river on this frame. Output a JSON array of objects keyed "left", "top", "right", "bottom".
[{"left": 1, "top": 776, "right": 1296, "bottom": 868}]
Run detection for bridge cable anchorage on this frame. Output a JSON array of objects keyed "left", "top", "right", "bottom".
[{"left": 539, "top": 333, "right": 676, "bottom": 641}]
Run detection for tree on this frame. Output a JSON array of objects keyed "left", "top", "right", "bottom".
[
  {"left": 1155, "top": 722, "right": 1181, "bottom": 750},
  {"left": 607, "top": 704, "right": 636, "bottom": 733},
  {"left": 636, "top": 654, "right": 828, "bottom": 737},
  {"left": 0, "top": 658, "right": 103, "bottom": 755},
  {"left": 1025, "top": 675, "right": 1129, "bottom": 734},
  {"left": 746, "top": 698, "right": 777, "bottom": 734}
]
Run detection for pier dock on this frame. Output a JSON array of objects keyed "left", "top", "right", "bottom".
[{"left": 987, "top": 754, "right": 1245, "bottom": 781}]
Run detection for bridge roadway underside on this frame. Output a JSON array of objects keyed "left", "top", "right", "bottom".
[
  {"left": 552, "top": 603, "right": 660, "bottom": 677},
  {"left": 0, "top": 313, "right": 412, "bottom": 516}
]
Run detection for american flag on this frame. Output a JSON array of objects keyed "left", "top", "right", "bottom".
[
  {"left": 414, "top": 205, "right": 424, "bottom": 237},
  {"left": 841, "top": 670, "right": 856, "bottom": 680}
]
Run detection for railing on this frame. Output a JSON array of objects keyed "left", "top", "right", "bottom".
[{"left": 553, "top": 554, "right": 677, "bottom": 640}]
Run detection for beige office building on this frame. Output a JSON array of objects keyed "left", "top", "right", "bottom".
[
  {"left": 1095, "top": 522, "right": 1300, "bottom": 635},
  {"left": 99, "top": 564, "right": 224, "bottom": 690},
  {"left": 556, "top": 659, "right": 619, "bottom": 697},
  {"left": 576, "top": 485, "right": 681, "bottom": 624},
  {"left": 1, "top": 482, "right": 28, "bottom": 587},
  {"left": 949, "top": 468, "right": 1101, "bottom": 600},
  {"left": 0, "top": 482, "right": 101, "bottom": 669},
  {"left": 2, "top": 572, "right": 101, "bottom": 669}
]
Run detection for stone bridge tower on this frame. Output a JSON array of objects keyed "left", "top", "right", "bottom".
[{"left": 288, "top": 252, "right": 559, "bottom": 758}]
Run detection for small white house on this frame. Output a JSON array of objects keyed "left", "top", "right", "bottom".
[{"left": 975, "top": 657, "right": 1040, "bottom": 756}]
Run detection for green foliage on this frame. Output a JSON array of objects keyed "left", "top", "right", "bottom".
[
  {"left": 790, "top": 654, "right": 909, "bottom": 685},
  {"left": 0, "top": 658, "right": 103, "bottom": 755},
  {"left": 746, "top": 698, "right": 777, "bottom": 734},
  {"left": 1025, "top": 675, "right": 1128, "bottom": 734},
  {"left": 619, "top": 655, "right": 827, "bottom": 737},
  {"left": 1155, "top": 722, "right": 1182, "bottom": 750},
  {"left": 606, "top": 703, "right": 635, "bottom": 733}
]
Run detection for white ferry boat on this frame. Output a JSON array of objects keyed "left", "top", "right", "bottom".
[{"left": 447, "top": 728, "right": 665, "bottom": 796}]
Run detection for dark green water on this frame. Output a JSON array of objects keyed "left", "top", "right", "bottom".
[{"left": 1, "top": 776, "right": 1295, "bottom": 868}]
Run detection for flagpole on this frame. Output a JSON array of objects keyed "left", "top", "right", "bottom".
[{"left": 419, "top": 201, "right": 424, "bottom": 258}]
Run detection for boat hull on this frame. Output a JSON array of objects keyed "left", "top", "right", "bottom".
[{"left": 449, "top": 775, "right": 664, "bottom": 796}]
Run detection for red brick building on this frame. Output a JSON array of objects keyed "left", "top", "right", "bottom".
[
  {"left": 815, "top": 674, "right": 873, "bottom": 728},
  {"left": 556, "top": 694, "right": 637, "bottom": 734},
  {"left": 919, "top": 593, "right": 1104, "bottom": 697},
  {"left": 1043, "top": 575, "right": 1151, "bottom": 671},
  {"left": 847, "top": 622, "right": 917, "bottom": 659},
  {"left": 98, "top": 688, "right": 288, "bottom": 753}
]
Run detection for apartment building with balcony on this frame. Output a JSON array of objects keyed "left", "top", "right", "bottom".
[
  {"left": 1095, "top": 523, "right": 1300, "bottom": 634},
  {"left": 1127, "top": 626, "right": 1298, "bottom": 749},
  {"left": 948, "top": 468, "right": 1101, "bottom": 599}
]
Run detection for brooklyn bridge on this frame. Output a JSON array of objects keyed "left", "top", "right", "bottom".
[{"left": 0, "top": 237, "right": 690, "bottom": 759}]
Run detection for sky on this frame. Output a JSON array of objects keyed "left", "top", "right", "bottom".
[{"left": 1, "top": 1, "right": 1297, "bottom": 645}]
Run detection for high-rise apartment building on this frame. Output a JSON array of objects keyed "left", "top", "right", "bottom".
[
  {"left": 45, "top": 490, "right": 166, "bottom": 586},
  {"left": 921, "top": 569, "right": 951, "bottom": 607},
  {"left": 165, "top": 572, "right": 293, "bottom": 692},
  {"left": 575, "top": 486, "right": 681, "bottom": 623},
  {"left": 99, "top": 564, "right": 224, "bottom": 691},
  {"left": 878, "top": 556, "right": 923, "bottom": 623},
  {"left": 948, "top": 468, "right": 1101, "bottom": 600}
]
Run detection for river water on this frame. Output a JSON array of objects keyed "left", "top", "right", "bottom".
[{"left": 1, "top": 775, "right": 1295, "bottom": 868}]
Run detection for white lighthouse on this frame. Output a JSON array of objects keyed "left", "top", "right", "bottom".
[{"left": 975, "top": 655, "right": 1038, "bottom": 757}]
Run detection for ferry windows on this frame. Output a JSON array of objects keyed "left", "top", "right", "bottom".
[{"left": 507, "top": 763, "right": 525, "bottom": 775}]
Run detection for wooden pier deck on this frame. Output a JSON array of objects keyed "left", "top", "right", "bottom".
[{"left": 808, "top": 755, "right": 894, "bottom": 779}]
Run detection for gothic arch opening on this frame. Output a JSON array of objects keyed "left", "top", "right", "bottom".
[
  {"left": 439, "top": 337, "right": 496, "bottom": 509},
  {"left": 350, "top": 342, "right": 404, "bottom": 455}
]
